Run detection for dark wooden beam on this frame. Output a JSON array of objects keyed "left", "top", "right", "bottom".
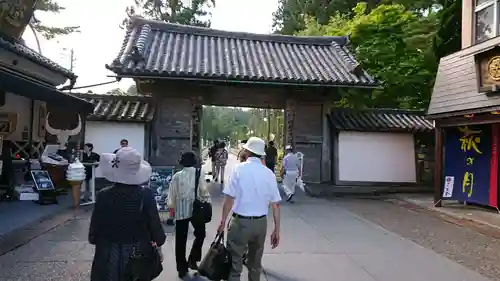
[
  {"left": 434, "top": 126, "right": 444, "bottom": 207},
  {"left": 437, "top": 114, "right": 500, "bottom": 127}
]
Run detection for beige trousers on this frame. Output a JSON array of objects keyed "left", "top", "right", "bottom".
[{"left": 227, "top": 216, "right": 267, "bottom": 281}]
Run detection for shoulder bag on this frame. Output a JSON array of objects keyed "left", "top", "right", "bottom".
[
  {"left": 198, "top": 232, "right": 231, "bottom": 281},
  {"left": 126, "top": 188, "right": 163, "bottom": 280},
  {"left": 192, "top": 168, "right": 212, "bottom": 224}
]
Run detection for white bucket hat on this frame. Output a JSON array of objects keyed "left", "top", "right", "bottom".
[
  {"left": 100, "top": 147, "right": 152, "bottom": 185},
  {"left": 242, "top": 137, "right": 266, "bottom": 156}
]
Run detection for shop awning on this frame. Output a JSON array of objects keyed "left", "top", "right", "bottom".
[{"left": 0, "top": 68, "right": 94, "bottom": 113}]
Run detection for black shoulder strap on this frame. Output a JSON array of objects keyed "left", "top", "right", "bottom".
[
  {"left": 139, "top": 187, "right": 145, "bottom": 214},
  {"left": 194, "top": 168, "right": 201, "bottom": 199}
]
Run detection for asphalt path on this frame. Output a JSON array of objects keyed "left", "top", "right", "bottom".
[{"left": 0, "top": 153, "right": 495, "bottom": 281}]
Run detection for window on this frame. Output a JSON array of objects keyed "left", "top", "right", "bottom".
[{"left": 475, "top": 0, "right": 498, "bottom": 43}]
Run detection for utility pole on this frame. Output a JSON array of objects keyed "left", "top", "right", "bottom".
[{"left": 69, "top": 48, "right": 75, "bottom": 71}]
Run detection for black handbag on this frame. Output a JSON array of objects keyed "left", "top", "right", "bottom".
[
  {"left": 126, "top": 189, "right": 163, "bottom": 281},
  {"left": 198, "top": 232, "right": 231, "bottom": 281},
  {"left": 192, "top": 168, "right": 212, "bottom": 224}
]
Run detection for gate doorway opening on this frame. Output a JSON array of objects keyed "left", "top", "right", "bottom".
[
  {"left": 202, "top": 105, "right": 285, "bottom": 176},
  {"left": 202, "top": 106, "right": 285, "bottom": 151}
]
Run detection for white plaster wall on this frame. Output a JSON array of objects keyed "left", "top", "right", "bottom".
[
  {"left": 84, "top": 121, "right": 145, "bottom": 178},
  {"left": 338, "top": 131, "right": 417, "bottom": 183}
]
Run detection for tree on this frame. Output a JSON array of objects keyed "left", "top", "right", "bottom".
[
  {"left": 432, "top": 0, "right": 461, "bottom": 60},
  {"left": 298, "top": 3, "right": 438, "bottom": 109},
  {"left": 272, "top": 0, "right": 439, "bottom": 35},
  {"left": 122, "top": 0, "right": 216, "bottom": 28},
  {"left": 31, "top": 0, "right": 80, "bottom": 40},
  {"left": 126, "top": 84, "right": 138, "bottom": 95}
]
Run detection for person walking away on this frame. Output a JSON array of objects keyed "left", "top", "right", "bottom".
[
  {"left": 218, "top": 137, "right": 281, "bottom": 281},
  {"left": 168, "top": 151, "right": 211, "bottom": 279},
  {"left": 264, "top": 141, "right": 277, "bottom": 173},
  {"left": 238, "top": 139, "right": 265, "bottom": 165},
  {"left": 113, "top": 139, "right": 128, "bottom": 154},
  {"left": 214, "top": 141, "right": 229, "bottom": 183},
  {"left": 237, "top": 140, "right": 247, "bottom": 162},
  {"left": 81, "top": 143, "right": 100, "bottom": 202},
  {"left": 89, "top": 147, "right": 166, "bottom": 281},
  {"left": 281, "top": 145, "right": 301, "bottom": 202},
  {"left": 208, "top": 140, "right": 219, "bottom": 178}
]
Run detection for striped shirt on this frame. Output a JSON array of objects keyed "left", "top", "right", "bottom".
[{"left": 167, "top": 167, "right": 211, "bottom": 220}]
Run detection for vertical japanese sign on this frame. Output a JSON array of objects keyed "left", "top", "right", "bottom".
[{"left": 443, "top": 124, "right": 498, "bottom": 206}]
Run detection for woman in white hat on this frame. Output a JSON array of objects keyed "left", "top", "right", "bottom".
[{"left": 89, "top": 147, "right": 166, "bottom": 281}]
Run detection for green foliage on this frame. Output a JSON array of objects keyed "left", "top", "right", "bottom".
[
  {"left": 122, "top": 0, "right": 215, "bottom": 28},
  {"left": 32, "top": 0, "right": 80, "bottom": 40},
  {"left": 298, "top": 3, "right": 438, "bottom": 109},
  {"left": 272, "top": 0, "right": 439, "bottom": 35},
  {"left": 432, "top": 0, "right": 461, "bottom": 60}
]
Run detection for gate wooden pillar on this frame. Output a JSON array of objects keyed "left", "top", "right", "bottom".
[
  {"left": 150, "top": 95, "right": 192, "bottom": 166},
  {"left": 190, "top": 96, "right": 202, "bottom": 160},
  {"left": 289, "top": 99, "right": 331, "bottom": 183},
  {"left": 284, "top": 99, "right": 296, "bottom": 147}
]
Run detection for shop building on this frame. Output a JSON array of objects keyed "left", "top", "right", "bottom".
[
  {"left": 429, "top": 0, "right": 500, "bottom": 208},
  {"left": 0, "top": 4, "right": 93, "bottom": 236}
]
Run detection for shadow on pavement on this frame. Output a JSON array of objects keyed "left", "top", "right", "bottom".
[{"left": 264, "top": 269, "right": 302, "bottom": 281}]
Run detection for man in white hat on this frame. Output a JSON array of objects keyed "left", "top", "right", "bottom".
[
  {"left": 280, "top": 145, "right": 301, "bottom": 202},
  {"left": 218, "top": 136, "right": 281, "bottom": 281}
]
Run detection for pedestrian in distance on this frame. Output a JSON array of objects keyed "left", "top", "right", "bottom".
[
  {"left": 218, "top": 136, "right": 281, "bottom": 281},
  {"left": 208, "top": 140, "right": 219, "bottom": 178},
  {"left": 81, "top": 143, "right": 100, "bottom": 203},
  {"left": 264, "top": 141, "right": 278, "bottom": 174},
  {"left": 281, "top": 145, "right": 301, "bottom": 203},
  {"left": 168, "top": 151, "right": 211, "bottom": 279},
  {"left": 214, "top": 141, "right": 229, "bottom": 184},
  {"left": 89, "top": 147, "right": 165, "bottom": 281},
  {"left": 113, "top": 139, "right": 128, "bottom": 154}
]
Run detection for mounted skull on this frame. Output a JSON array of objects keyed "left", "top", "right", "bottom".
[{"left": 45, "top": 113, "right": 82, "bottom": 150}]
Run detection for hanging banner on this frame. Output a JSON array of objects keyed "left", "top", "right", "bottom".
[{"left": 443, "top": 125, "right": 496, "bottom": 206}]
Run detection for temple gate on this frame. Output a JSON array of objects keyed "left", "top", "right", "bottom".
[{"left": 106, "top": 18, "right": 377, "bottom": 183}]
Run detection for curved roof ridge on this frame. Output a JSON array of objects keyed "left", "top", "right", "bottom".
[{"left": 131, "top": 16, "right": 348, "bottom": 46}]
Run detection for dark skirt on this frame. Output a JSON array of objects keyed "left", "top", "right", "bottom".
[{"left": 91, "top": 243, "right": 136, "bottom": 281}]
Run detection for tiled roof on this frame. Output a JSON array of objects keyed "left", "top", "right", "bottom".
[
  {"left": 328, "top": 108, "right": 434, "bottom": 133},
  {"left": 106, "top": 17, "right": 377, "bottom": 87},
  {"left": 75, "top": 92, "right": 154, "bottom": 122},
  {"left": 0, "top": 37, "right": 75, "bottom": 79}
]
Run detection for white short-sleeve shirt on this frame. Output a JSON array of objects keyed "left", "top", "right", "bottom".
[{"left": 223, "top": 157, "right": 281, "bottom": 216}]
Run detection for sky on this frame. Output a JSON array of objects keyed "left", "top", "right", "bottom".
[{"left": 22, "top": 0, "right": 279, "bottom": 93}]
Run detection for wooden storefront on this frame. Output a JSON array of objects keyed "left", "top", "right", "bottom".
[{"left": 429, "top": 37, "right": 500, "bottom": 208}]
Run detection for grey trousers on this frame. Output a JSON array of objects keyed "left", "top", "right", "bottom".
[{"left": 227, "top": 216, "right": 267, "bottom": 281}]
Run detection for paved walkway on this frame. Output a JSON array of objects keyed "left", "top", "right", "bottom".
[{"left": 0, "top": 154, "right": 493, "bottom": 281}]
